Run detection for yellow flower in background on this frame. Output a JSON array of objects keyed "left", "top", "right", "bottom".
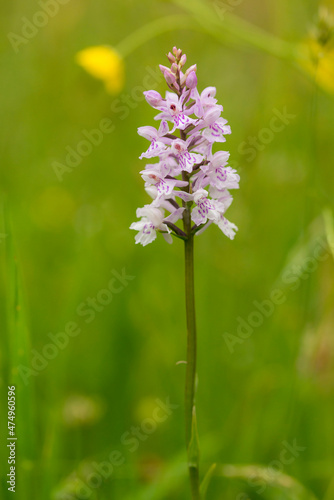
[
  {"left": 299, "top": 38, "right": 334, "bottom": 94},
  {"left": 298, "top": 7, "right": 334, "bottom": 94},
  {"left": 76, "top": 45, "right": 125, "bottom": 94}
]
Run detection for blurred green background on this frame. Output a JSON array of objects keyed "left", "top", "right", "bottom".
[{"left": 1, "top": 0, "right": 334, "bottom": 499}]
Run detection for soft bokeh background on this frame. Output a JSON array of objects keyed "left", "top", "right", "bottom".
[{"left": 1, "top": 0, "right": 334, "bottom": 499}]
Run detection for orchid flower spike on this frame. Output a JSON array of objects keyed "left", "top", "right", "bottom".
[{"left": 130, "top": 48, "right": 240, "bottom": 245}]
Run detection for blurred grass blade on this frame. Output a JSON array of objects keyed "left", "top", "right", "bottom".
[
  {"left": 323, "top": 208, "right": 334, "bottom": 259},
  {"left": 323, "top": 474, "right": 334, "bottom": 500},
  {"left": 272, "top": 215, "right": 326, "bottom": 290},
  {"left": 200, "top": 463, "right": 216, "bottom": 499},
  {"left": 217, "top": 464, "right": 319, "bottom": 500},
  {"left": 171, "top": 0, "right": 300, "bottom": 61},
  {"left": 4, "top": 209, "right": 37, "bottom": 487}
]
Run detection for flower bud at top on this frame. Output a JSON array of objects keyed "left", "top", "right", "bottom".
[
  {"left": 176, "top": 48, "right": 182, "bottom": 59},
  {"left": 159, "top": 64, "right": 171, "bottom": 75},
  {"left": 164, "top": 70, "right": 179, "bottom": 90},
  {"left": 185, "top": 64, "right": 197, "bottom": 77},
  {"left": 186, "top": 71, "right": 197, "bottom": 89},
  {"left": 171, "top": 63, "right": 178, "bottom": 74},
  {"left": 167, "top": 51, "right": 176, "bottom": 64},
  {"left": 143, "top": 90, "right": 163, "bottom": 107},
  {"left": 180, "top": 73, "right": 187, "bottom": 86},
  {"left": 180, "top": 54, "right": 187, "bottom": 67}
]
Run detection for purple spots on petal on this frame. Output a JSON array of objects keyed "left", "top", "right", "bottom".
[
  {"left": 198, "top": 200, "right": 210, "bottom": 215},
  {"left": 156, "top": 179, "right": 172, "bottom": 196},
  {"left": 143, "top": 223, "right": 154, "bottom": 234},
  {"left": 174, "top": 114, "right": 192, "bottom": 129},
  {"left": 209, "top": 124, "right": 221, "bottom": 137},
  {"left": 209, "top": 122, "right": 229, "bottom": 138},
  {"left": 216, "top": 167, "right": 227, "bottom": 182}
]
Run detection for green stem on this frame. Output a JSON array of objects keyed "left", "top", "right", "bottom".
[{"left": 184, "top": 210, "right": 200, "bottom": 499}]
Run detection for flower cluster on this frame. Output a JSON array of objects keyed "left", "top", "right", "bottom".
[{"left": 130, "top": 47, "right": 240, "bottom": 246}]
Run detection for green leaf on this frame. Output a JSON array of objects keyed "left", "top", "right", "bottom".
[{"left": 200, "top": 463, "right": 217, "bottom": 499}]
